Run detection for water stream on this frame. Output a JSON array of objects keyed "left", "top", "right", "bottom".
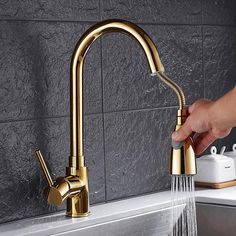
[{"left": 170, "top": 175, "right": 198, "bottom": 236}]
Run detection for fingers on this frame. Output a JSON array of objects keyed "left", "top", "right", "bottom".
[
  {"left": 172, "top": 119, "right": 193, "bottom": 142},
  {"left": 212, "top": 128, "right": 231, "bottom": 139},
  {"left": 194, "top": 132, "right": 217, "bottom": 155},
  {"left": 188, "top": 99, "right": 211, "bottom": 114},
  {"left": 194, "top": 128, "right": 231, "bottom": 155},
  {"left": 172, "top": 98, "right": 213, "bottom": 145}
]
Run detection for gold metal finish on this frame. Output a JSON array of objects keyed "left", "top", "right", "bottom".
[
  {"left": 155, "top": 71, "right": 196, "bottom": 175},
  {"left": 35, "top": 150, "right": 87, "bottom": 211},
  {"left": 70, "top": 19, "right": 165, "bottom": 169},
  {"left": 156, "top": 72, "right": 185, "bottom": 110},
  {"left": 35, "top": 19, "right": 196, "bottom": 218},
  {"left": 170, "top": 109, "right": 197, "bottom": 175},
  {"left": 35, "top": 150, "right": 53, "bottom": 187}
]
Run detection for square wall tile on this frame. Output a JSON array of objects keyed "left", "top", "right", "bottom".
[
  {"left": 84, "top": 114, "right": 106, "bottom": 204},
  {"left": 0, "top": 0, "right": 100, "bottom": 21},
  {"left": 104, "top": 108, "right": 176, "bottom": 201},
  {"left": 202, "top": 0, "right": 236, "bottom": 26},
  {"left": 204, "top": 26, "right": 236, "bottom": 100},
  {"left": 0, "top": 118, "right": 68, "bottom": 224},
  {"left": 0, "top": 21, "right": 102, "bottom": 121},
  {"left": 102, "top": 25, "right": 203, "bottom": 112},
  {"left": 0, "top": 114, "right": 105, "bottom": 224},
  {"left": 101, "top": 0, "right": 201, "bottom": 24}
]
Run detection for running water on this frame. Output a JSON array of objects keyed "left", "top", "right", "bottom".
[{"left": 170, "top": 175, "right": 198, "bottom": 236}]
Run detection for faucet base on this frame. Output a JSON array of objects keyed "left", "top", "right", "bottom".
[
  {"left": 66, "top": 193, "right": 90, "bottom": 217},
  {"left": 66, "top": 167, "right": 89, "bottom": 217},
  {"left": 66, "top": 211, "right": 90, "bottom": 218}
]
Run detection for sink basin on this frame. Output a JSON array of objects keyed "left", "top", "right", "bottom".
[
  {"left": 195, "top": 187, "right": 236, "bottom": 236},
  {"left": 196, "top": 203, "right": 236, "bottom": 236},
  {"left": 0, "top": 192, "right": 183, "bottom": 236},
  {"left": 57, "top": 206, "right": 176, "bottom": 236},
  {"left": 2, "top": 188, "right": 236, "bottom": 236}
]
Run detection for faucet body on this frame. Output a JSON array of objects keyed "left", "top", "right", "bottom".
[
  {"left": 69, "top": 19, "right": 164, "bottom": 172},
  {"left": 35, "top": 19, "right": 195, "bottom": 218}
]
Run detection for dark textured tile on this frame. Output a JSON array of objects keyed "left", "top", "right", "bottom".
[
  {"left": 204, "top": 26, "right": 236, "bottom": 100},
  {"left": 101, "top": 0, "right": 201, "bottom": 24},
  {"left": 84, "top": 114, "right": 106, "bottom": 204},
  {"left": 0, "top": 21, "right": 102, "bottom": 121},
  {"left": 202, "top": 0, "right": 236, "bottom": 26},
  {"left": 0, "top": 118, "right": 68, "bottom": 224},
  {"left": 104, "top": 108, "right": 175, "bottom": 201},
  {"left": 102, "top": 25, "right": 203, "bottom": 112},
  {"left": 0, "top": 114, "right": 105, "bottom": 224},
  {"left": 0, "top": 0, "right": 99, "bottom": 21}
]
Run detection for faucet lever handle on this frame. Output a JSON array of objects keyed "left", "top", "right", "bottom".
[{"left": 35, "top": 150, "right": 54, "bottom": 187}]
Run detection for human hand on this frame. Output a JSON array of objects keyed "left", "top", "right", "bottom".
[{"left": 172, "top": 99, "right": 231, "bottom": 155}]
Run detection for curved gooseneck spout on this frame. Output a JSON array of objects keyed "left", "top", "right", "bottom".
[
  {"left": 36, "top": 19, "right": 195, "bottom": 218},
  {"left": 70, "top": 19, "right": 185, "bottom": 171}
]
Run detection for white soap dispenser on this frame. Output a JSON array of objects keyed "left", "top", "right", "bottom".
[
  {"left": 194, "top": 146, "right": 236, "bottom": 183},
  {"left": 224, "top": 144, "right": 236, "bottom": 173},
  {"left": 224, "top": 144, "right": 236, "bottom": 158}
]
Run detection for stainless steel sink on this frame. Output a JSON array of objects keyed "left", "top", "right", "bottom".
[
  {"left": 195, "top": 187, "right": 236, "bottom": 236},
  {"left": 1, "top": 190, "right": 236, "bottom": 236},
  {"left": 59, "top": 206, "right": 175, "bottom": 236},
  {"left": 196, "top": 203, "right": 236, "bottom": 236},
  {"left": 0, "top": 192, "right": 183, "bottom": 236}
]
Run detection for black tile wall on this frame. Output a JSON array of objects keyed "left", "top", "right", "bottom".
[
  {"left": 101, "top": 0, "right": 202, "bottom": 24},
  {"left": 102, "top": 25, "right": 203, "bottom": 111},
  {"left": 104, "top": 108, "right": 174, "bottom": 200},
  {"left": 202, "top": 0, "right": 236, "bottom": 26},
  {"left": 203, "top": 26, "right": 236, "bottom": 100},
  {"left": 0, "top": 114, "right": 105, "bottom": 223},
  {"left": 0, "top": 0, "right": 235, "bottom": 224},
  {"left": 0, "top": 21, "right": 102, "bottom": 121},
  {"left": 0, "top": 0, "right": 100, "bottom": 21}
]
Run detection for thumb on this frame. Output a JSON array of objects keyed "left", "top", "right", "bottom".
[{"left": 172, "top": 119, "right": 193, "bottom": 141}]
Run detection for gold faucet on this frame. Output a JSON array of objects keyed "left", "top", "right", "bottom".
[{"left": 35, "top": 19, "right": 196, "bottom": 218}]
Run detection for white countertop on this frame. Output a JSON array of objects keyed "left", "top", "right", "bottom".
[{"left": 195, "top": 186, "right": 236, "bottom": 206}]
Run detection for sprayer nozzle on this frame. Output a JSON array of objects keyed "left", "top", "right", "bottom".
[
  {"left": 170, "top": 109, "right": 197, "bottom": 176},
  {"left": 170, "top": 137, "right": 196, "bottom": 176},
  {"left": 172, "top": 140, "right": 184, "bottom": 150}
]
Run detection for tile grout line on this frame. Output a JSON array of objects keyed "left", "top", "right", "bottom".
[
  {"left": 201, "top": 0, "right": 205, "bottom": 99},
  {"left": 0, "top": 114, "right": 70, "bottom": 124},
  {"left": 202, "top": 25, "right": 205, "bottom": 99},
  {"left": 99, "top": 0, "right": 102, "bottom": 21},
  {"left": 100, "top": 30, "right": 108, "bottom": 202},
  {"left": 103, "top": 105, "right": 180, "bottom": 114},
  {"left": 0, "top": 18, "right": 99, "bottom": 24},
  {"left": 201, "top": 0, "right": 203, "bottom": 25},
  {"left": 0, "top": 17, "right": 236, "bottom": 28},
  {"left": 0, "top": 105, "right": 181, "bottom": 125}
]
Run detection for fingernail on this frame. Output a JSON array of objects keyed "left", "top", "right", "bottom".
[
  {"left": 172, "top": 131, "right": 179, "bottom": 140},
  {"left": 172, "top": 140, "right": 184, "bottom": 150}
]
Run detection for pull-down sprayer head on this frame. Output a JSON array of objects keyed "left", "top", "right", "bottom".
[{"left": 154, "top": 72, "right": 196, "bottom": 176}]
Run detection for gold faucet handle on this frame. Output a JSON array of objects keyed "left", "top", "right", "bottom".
[
  {"left": 35, "top": 150, "right": 83, "bottom": 206},
  {"left": 35, "top": 150, "right": 64, "bottom": 205},
  {"left": 35, "top": 150, "right": 54, "bottom": 187}
]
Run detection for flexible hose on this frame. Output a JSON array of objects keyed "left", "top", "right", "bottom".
[{"left": 155, "top": 72, "right": 186, "bottom": 109}]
